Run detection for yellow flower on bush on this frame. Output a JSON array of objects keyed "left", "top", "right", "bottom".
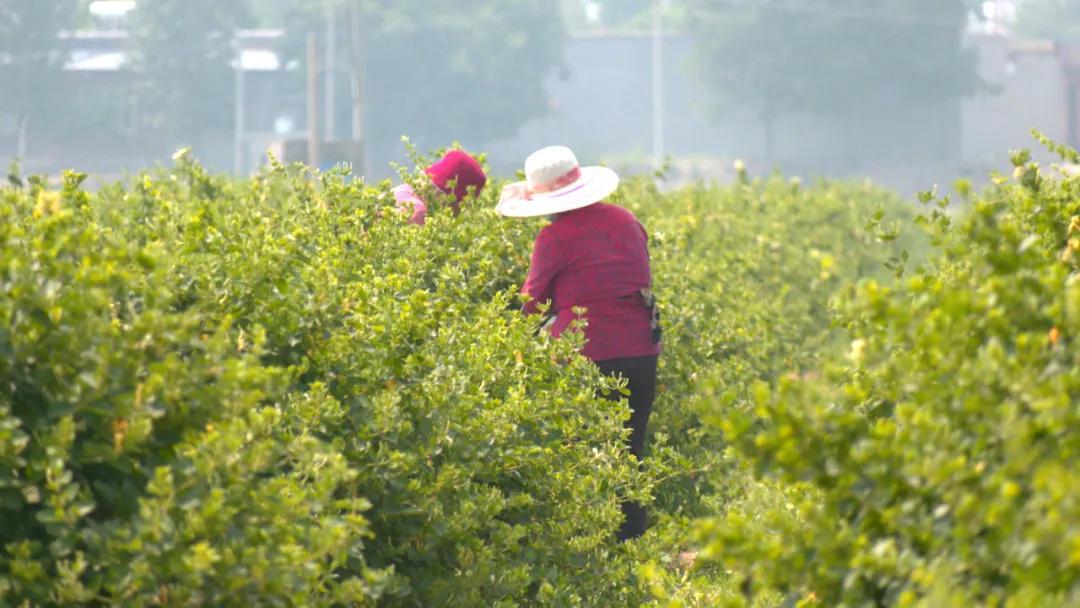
[
  {"left": 33, "top": 191, "right": 61, "bottom": 218},
  {"left": 849, "top": 339, "right": 867, "bottom": 364}
]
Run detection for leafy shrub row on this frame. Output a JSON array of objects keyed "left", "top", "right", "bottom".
[
  {"left": 1, "top": 154, "right": 646, "bottom": 606},
  {"left": 2, "top": 149, "right": 917, "bottom": 606},
  {"left": 618, "top": 169, "right": 919, "bottom": 606},
  {"left": 697, "top": 141, "right": 1080, "bottom": 606}
]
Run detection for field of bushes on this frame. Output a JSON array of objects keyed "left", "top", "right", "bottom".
[{"left": 3, "top": 139, "right": 1080, "bottom": 606}]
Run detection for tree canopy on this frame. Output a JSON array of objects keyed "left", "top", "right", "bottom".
[
  {"left": 361, "top": 0, "right": 565, "bottom": 151},
  {"left": 1015, "top": 0, "right": 1080, "bottom": 42},
  {"left": 686, "top": 0, "right": 983, "bottom": 154}
]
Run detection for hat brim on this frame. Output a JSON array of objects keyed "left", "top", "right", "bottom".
[{"left": 496, "top": 166, "right": 619, "bottom": 218}]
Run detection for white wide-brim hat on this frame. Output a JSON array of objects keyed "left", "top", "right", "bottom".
[{"left": 496, "top": 146, "right": 619, "bottom": 218}]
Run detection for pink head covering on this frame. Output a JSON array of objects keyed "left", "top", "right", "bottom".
[{"left": 425, "top": 150, "right": 487, "bottom": 214}]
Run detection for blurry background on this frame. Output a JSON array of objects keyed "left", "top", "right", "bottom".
[{"left": 2, "top": 0, "right": 1079, "bottom": 194}]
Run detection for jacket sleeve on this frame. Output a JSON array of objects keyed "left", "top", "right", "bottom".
[
  {"left": 637, "top": 221, "right": 655, "bottom": 286},
  {"left": 521, "top": 228, "right": 560, "bottom": 315}
]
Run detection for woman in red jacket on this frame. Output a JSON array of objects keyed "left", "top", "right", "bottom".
[
  {"left": 392, "top": 150, "right": 487, "bottom": 225},
  {"left": 498, "top": 145, "right": 661, "bottom": 541}
]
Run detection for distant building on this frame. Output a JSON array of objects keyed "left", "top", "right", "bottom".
[
  {"left": 88, "top": 0, "right": 136, "bottom": 31},
  {"left": 60, "top": 30, "right": 287, "bottom": 74},
  {"left": 1, "top": 7, "right": 363, "bottom": 177}
]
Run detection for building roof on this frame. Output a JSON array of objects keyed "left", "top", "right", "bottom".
[{"left": 59, "top": 30, "right": 287, "bottom": 73}]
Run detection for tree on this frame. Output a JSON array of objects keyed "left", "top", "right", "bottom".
[
  {"left": 363, "top": 0, "right": 564, "bottom": 154},
  {"left": 597, "top": 0, "right": 651, "bottom": 27},
  {"left": 1015, "top": 0, "right": 1080, "bottom": 41},
  {"left": 0, "top": 0, "right": 78, "bottom": 159},
  {"left": 686, "top": 0, "right": 983, "bottom": 160},
  {"left": 248, "top": 0, "right": 565, "bottom": 169},
  {"left": 128, "top": 0, "right": 251, "bottom": 136},
  {"left": 559, "top": 0, "right": 685, "bottom": 32}
]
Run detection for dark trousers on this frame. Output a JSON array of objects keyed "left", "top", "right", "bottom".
[{"left": 597, "top": 354, "right": 657, "bottom": 541}]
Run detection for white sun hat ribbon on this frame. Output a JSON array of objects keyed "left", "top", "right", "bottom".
[{"left": 496, "top": 146, "right": 620, "bottom": 218}]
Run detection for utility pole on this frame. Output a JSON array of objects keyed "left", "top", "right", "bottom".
[
  {"left": 233, "top": 36, "right": 246, "bottom": 175},
  {"left": 651, "top": 0, "right": 665, "bottom": 171},
  {"left": 324, "top": 0, "right": 337, "bottom": 141},
  {"left": 15, "top": 115, "right": 29, "bottom": 164},
  {"left": 349, "top": 0, "right": 367, "bottom": 176},
  {"left": 307, "top": 32, "right": 320, "bottom": 170}
]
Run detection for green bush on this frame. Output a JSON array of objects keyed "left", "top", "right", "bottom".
[
  {"left": 0, "top": 154, "right": 645, "bottom": 606},
  {"left": 699, "top": 142, "right": 1080, "bottom": 606},
  {"left": 619, "top": 170, "right": 920, "bottom": 606},
  {"left": 1, "top": 149, "right": 921, "bottom": 606}
]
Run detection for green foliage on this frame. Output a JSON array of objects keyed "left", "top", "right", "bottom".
[
  {"left": 619, "top": 172, "right": 920, "bottom": 509},
  {"left": 618, "top": 171, "right": 921, "bottom": 606},
  {"left": 699, "top": 141, "right": 1080, "bottom": 605},
  {"left": 0, "top": 145, "right": 924, "bottom": 605},
  {"left": 0, "top": 170, "right": 386, "bottom": 605},
  {"left": 0, "top": 150, "right": 656, "bottom": 606}
]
